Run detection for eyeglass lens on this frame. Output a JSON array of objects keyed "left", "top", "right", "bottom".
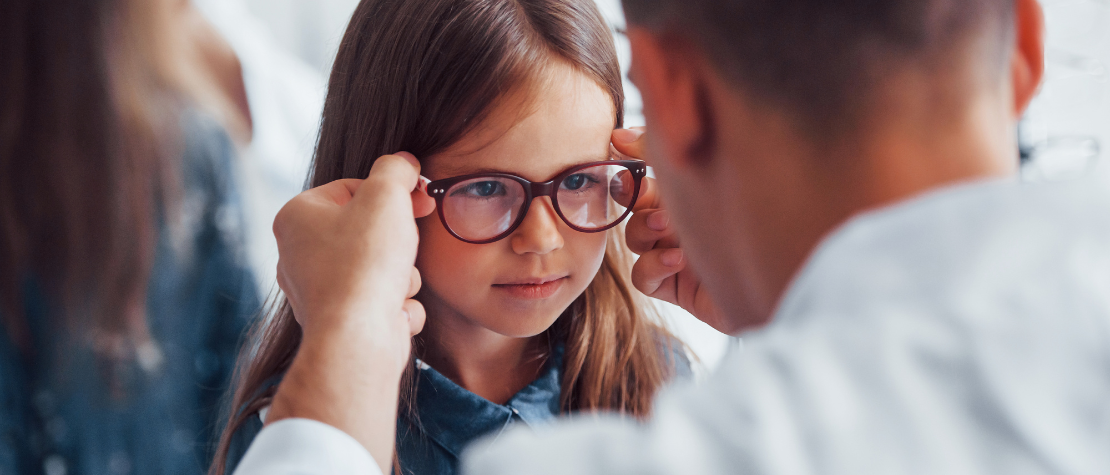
[{"left": 439, "top": 163, "right": 636, "bottom": 242}]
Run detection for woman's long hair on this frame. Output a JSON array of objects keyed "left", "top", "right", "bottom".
[
  {"left": 212, "top": 0, "right": 680, "bottom": 471},
  {"left": 0, "top": 0, "right": 180, "bottom": 369}
]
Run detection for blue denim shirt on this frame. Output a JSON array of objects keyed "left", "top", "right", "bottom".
[
  {"left": 226, "top": 342, "right": 690, "bottom": 475},
  {"left": 0, "top": 113, "right": 260, "bottom": 475},
  {"left": 395, "top": 346, "right": 567, "bottom": 475}
]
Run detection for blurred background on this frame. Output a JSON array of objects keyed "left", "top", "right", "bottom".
[
  {"left": 191, "top": 0, "right": 1110, "bottom": 374},
  {"left": 1020, "top": 0, "right": 1110, "bottom": 181}
]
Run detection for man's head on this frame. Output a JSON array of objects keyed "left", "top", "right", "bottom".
[{"left": 622, "top": 0, "right": 1045, "bottom": 331}]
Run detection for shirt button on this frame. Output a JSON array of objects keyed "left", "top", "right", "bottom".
[{"left": 511, "top": 408, "right": 520, "bottom": 415}]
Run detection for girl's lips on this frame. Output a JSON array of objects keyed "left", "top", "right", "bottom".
[{"left": 492, "top": 277, "right": 567, "bottom": 299}]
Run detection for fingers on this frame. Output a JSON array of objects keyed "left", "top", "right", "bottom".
[
  {"left": 405, "top": 268, "right": 424, "bottom": 335},
  {"left": 275, "top": 259, "right": 290, "bottom": 301},
  {"left": 353, "top": 152, "right": 422, "bottom": 208},
  {"left": 314, "top": 178, "right": 365, "bottom": 207},
  {"left": 379, "top": 152, "right": 421, "bottom": 188},
  {"left": 284, "top": 152, "right": 423, "bottom": 221},
  {"left": 613, "top": 170, "right": 658, "bottom": 211},
  {"left": 407, "top": 267, "right": 421, "bottom": 299},
  {"left": 291, "top": 152, "right": 432, "bottom": 220},
  {"left": 611, "top": 127, "right": 646, "bottom": 160},
  {"left": 630, "top": 247, "right": 686, "bottom": 300},
  {"left": 353, "top": 152, "right": 439, "bottom": 219},
  {"left": 273, "top": 178, "right": 360, "bottom": 243},
  {"left": 611, "top": 128, "right": 662, "bottom": 212},
  {"left": 411, "top": 187, "right": 436, "bottom": 218},
  {"left": 621, "top": 175, "right": 661, "bottom": 212},
  {"left": 403, "top": 299, "right": 426, "bottom": 336},
  {"left": 626, "top": 208, "right": 679, "bottom": 254}
]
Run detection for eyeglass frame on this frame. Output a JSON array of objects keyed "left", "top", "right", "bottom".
[{"left": 424, "top": 159, "right": 648, "bottom": 244}]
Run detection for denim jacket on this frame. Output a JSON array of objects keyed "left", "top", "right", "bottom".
[
  {"left": 226, "top": 340, "right": 690, "bottom": 475},
  {"left": 0, "top": 113, "right": 260, "bottom": 475}
]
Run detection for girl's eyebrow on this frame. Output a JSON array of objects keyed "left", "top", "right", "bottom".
[
  {"left": 425, "top": 164, "right": 507, "bottom": 180},
  {"left": 444, "top": 166, "right": 510, "bottom": 176},
  {"left": 435, "top": 154, "right": 612, "bottom": 179}
]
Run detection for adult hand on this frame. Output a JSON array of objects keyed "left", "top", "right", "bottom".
[
  {"left": 612, "top": 129, "right": 730, "bottom": 333},
  {"left": 273, "top": 152, "right": 433, "bottom": 349},
  {"left": 267, "top": 152, "right": 435, "bottom": 474}
]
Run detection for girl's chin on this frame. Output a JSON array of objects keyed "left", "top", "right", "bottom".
[{"left": 474, "top": 308, "right": 568, "bottom": 339}]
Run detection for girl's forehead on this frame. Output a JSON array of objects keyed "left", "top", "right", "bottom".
[{"left": 424, "top": 64, "right": 616, "bottom": 181}]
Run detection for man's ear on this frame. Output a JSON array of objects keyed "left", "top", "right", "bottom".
[
  {"left": 1010, "top": 0, "right": 1045, "bottom": 116},
  {"left": 627, "top": 27, "right": 717, "bottom": 169}
]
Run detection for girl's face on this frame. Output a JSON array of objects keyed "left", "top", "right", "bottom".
[{"left": 416, "top": 62, "right": 615, "bottom": 339}]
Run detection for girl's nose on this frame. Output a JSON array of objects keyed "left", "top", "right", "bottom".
[{"left": 510, "top": 197, "right": 564, "bottom": 255}]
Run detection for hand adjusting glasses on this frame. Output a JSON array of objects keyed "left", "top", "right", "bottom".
[{"left": 422, "top": 160, "right": 647, "bottom": 244}]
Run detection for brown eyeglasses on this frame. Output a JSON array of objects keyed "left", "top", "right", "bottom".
[{"left": 424, "top": 160, "right": 647, "bottom": 244}]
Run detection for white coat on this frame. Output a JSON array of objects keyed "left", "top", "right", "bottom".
[{"left": 236, "top": 175, "right": 1110, "bottom": 475}]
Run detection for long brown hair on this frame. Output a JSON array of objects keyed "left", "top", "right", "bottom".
[
  {"left": 212, "top": 0, "right": 680, "bottom": 471},
  {"left": 0, "top": 0, "right": 182, "bottom": 365}
]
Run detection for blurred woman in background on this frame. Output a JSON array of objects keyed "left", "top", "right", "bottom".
[{"left": 0, "top": 0, "right": 259, "bottom": 473}]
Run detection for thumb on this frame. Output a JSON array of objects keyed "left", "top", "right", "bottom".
[
  {"left": 412, "top": 187, "right": 436, "bottom": 218},
  {"left": 611, "top": 127, "right": 646, "bottom": 160},
  {"left": 352, "top": 152, "right": 422, "bottom": 208},
  {"left": 392, "top": 151, "right": 420, "bottom": 169}
]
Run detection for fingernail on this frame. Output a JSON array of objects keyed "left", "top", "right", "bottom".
[
  {"left": 403, "top": 309, "right": 411, "bottom": 321},
  {"left": 393, "top": 151, "right": 422, "bottom": 171},
  {"left": 661, "top": 248, "right": 683, "bottom": 267},
  {"left": 612, "top": 128, "right": 645, "bottom": 144},
  {"left": 647, "top": 210, "right": 669, "bottom": 231}
]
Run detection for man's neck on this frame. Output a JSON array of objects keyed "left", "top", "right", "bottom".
[
  {"left": 700, "top": 83, "right": 1017, "bottom": 331},
  {"left": 853, "top": 81, "right": 1019, "bottom": 207}
]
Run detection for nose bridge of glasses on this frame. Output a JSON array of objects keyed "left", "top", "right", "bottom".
[
  {"left": 529, "top": 180, "right": 557, "bottom": 199},
  {"left": 527, "top": 179, "right": 578, "bottom": 224},
  {"left": 522, "top": 193, "right": 559, "bottom": 224}
]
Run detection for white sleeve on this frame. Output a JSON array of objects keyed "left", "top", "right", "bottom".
[
  {"left": 233, "top": 418, "right": 384, "bottom": 475},
  {"left": 461, "top": 302, "right": 1110, "bottom": 475}
]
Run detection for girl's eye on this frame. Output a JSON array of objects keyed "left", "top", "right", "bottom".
[
  {"left": 453, "top": 180, "right": 507, "bottom": 198},
  {"left": 561, "top": 173, "right": 599, "bottom": 191}
]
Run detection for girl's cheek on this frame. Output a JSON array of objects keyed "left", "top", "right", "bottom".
[
  {"left": 415, "top": 216, "right": 457, "bottom": 276},
  {"left": 415, "top": 217, "right": 434, "bottom": 268},
  {"left": 416, "top": 216, "right": 496, "bottom": 290},
  {"left": 568, "top": 231, "right": 608, "bottom": 274}
]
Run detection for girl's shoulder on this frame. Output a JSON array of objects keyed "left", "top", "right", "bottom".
[
  {"left": 653, "top": 329, "right": 694, "bottom": 380},
  {"left": 224, "top": 373, "right": 284, "bottom": 474}
]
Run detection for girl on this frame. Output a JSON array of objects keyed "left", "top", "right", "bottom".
[{"left": 213, "top": 0, "right": 689, "bottom": 473}]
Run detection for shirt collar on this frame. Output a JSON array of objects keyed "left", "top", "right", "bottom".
[{"left": 407, "top": 344, "right": 564, "bottom": 457}]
